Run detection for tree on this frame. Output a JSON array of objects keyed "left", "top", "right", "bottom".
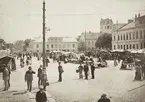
[
  {"left": 95, "top": 33, "right": 112, "bottom": 49},
  {"left": 24, "top": 39, "right": 32, "bottom": 47},
  {"left": 13, "top": 40, "right": 24, "bottom": 50}
]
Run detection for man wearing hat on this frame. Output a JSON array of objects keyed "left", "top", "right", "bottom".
[
  {"left": 25, "top": 66, "right": 35, "bottom": 92},
  {"left": 97, "top": 94, "right": 110, "bottom": 102},
  {"left": 58, "top": 62, "right": 64, "bottom": 82},
  {"left": 36, "top": 85, "right": 47, "bottom": 102}
]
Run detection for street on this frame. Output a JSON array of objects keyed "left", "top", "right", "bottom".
[{"left": 0, "top": 57, "right": 145, "bottom": 102}]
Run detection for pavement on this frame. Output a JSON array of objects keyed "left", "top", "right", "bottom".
[
  {"left": 0, "top": 57, "right": 56, "bottom": 102},
  {"left": 0, "top": 57, "right": 145, "bottom": 102}
]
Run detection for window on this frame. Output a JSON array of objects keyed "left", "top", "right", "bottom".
[
  {"left": 141, "top": 43, "right": 143, "bottom": 49},
  {"left": 114, "top": 36, "right": 116, "bottom": 41},
  {"left": 123, "top": 34, "right": 125, "bottom": 40},
  {"left": 114, "top": 45, "right": 116, "bottom": 50},
  {"left": 126, "top": 33, "right": 128, "bottom": 40},
  {"left": 107, "top": 26, "right": 109, "bottom": 29},
  {"left": 73, "top": 44, "right": 75, "bottom": 48},
  {"left": 130, "top": 44, "right": 132, "bottom": 49},
  {"left": 124, "top": 45, "right": 125, "bottom": 49},
  {"left": 121, "top": 35, "right": 122, "bottom": 40},
  {"left": 144, "top": 42, "right": 145, "bottom": 48},
  {"left": 129, "top": 33, "right": 131, "bottom": 39},
  {"left": 140, "top": 30, "right": 143, "bottom": 38},
  {"left": 36, "top": 44, "right": 39, "bottom": 48},
  {"left": 126, "top": 45, "right": 128, "bottom": 49},
  {"left": 136, "top": 31, "right": 138, "bottom": 39},
  {"left": 136, "top": 44, "right": 138, "bottom": 49},
  {"left": 133, "top": 44, "right": 135, "bottom": 49},
  {"left": 51, "top": 44, "right": 53, "bottom": 48},
  {"left": 47, "top": 44, "right": 49, "bottom": 48},
  {"left": 121, "top": 45, "right": 122, "bottom": 49},
  {"left": 118, "top": 35, "right": 120, "bottom": 40},
  {"left": 133, "top": 32, "right": 135, "bottom": 39},
  {"left": 118, "top": 45, "right": 120, "bottom": 49}
]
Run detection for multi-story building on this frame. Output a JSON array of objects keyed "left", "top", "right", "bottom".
[
  {"left": 78, "top": 19, "right": 125, "bottom": 51},
  {"left": 78, "top": 31, "right": 101, "bottom": 51},
  {"left": 32, "top": 37, "right": 78, "bottom": 53},
  {"left": 112, "top": 13, "right": 145, "bottom": 51}
]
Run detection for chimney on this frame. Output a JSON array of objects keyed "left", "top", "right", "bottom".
[{"left": 128, "top": 19, "right": 133, "bottom": 23}]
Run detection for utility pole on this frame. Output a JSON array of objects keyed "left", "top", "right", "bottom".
[
  {"left": 85, "top": 31, "right": 87, "bottom": 53},
  {"left": 42, "top": 0, "right": 46, "bottom": 69}
]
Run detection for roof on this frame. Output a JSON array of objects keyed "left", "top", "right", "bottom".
[
  {"left": 112, "top": 23, "right": 126, "bottom": 32},
  {"left": 62, "top": 37, "right": 78, "bottom": 42},
  {"left": 100, "top": 18, "right": 113, "bottom": 25},
  {"left": 118, "top": 21, "right": 135, "bottom": 31},
  {"left": 82, "top": 32, "right": 101, "bottom": 40},
  {"left": 34, "top": 36, "right": 78, "bottom": 43}
]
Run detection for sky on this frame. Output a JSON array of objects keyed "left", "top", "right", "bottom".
[{"left": 0, "top": 0, "right": 145, "bottom": 43}]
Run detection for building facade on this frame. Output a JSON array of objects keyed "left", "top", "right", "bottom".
[
  {"left": 32, "top": 37, "right": 78, "bottom": 53},
  {"left": 112, "top": 14, "right": 145, "bottom": 51},
  {"left": 100, "top": 18, "right": 126, "bottom": 34},
  {"left": 78, "top": 31, "right": 101, "bottom": 51}
]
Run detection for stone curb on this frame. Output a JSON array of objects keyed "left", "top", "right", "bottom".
[{"left": 27, "top": 91, "right": 56, "bottom": 102}]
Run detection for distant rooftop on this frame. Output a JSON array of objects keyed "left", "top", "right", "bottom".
[
  {"left": 34, "top": 36, "right": 77, "bottom": 43},
  {"left": 82, "top": 31, "right": 101, "bottom": 40},
  {"left": 62, "top": 37, "right": 77, "bottom": 42},
  {"left": 118, "top": 21, "right": 135, "bottom": 31}
]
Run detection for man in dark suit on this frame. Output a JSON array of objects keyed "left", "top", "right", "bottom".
[
  {"left": 91, "top": 62, "right": 95, "bottom": 79},
  {"left": 58, "top": 62, "right": 64, "bottom": 82},
  {"left": 84, "top": 62, "right": 89, "bottom": 80}
]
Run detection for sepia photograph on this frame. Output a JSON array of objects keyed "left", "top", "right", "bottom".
[{"left": 0, "top": 0, "right": 145, "bottom": 102}]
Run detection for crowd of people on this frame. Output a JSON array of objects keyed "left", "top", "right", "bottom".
[{"left": 2, "top": 50, "right": 145, "bottom": 102}]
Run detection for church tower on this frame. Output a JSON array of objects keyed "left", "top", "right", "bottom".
[{"left": 100, "top": 18, "right": 113, "bottom": 34}]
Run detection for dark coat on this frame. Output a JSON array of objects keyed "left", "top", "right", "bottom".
[
  {"left": 84, "top": 65, "right": 89, "bottom": 73},
  {"left": 36, "top": 91, "right": 47, "bottom": 102},
  {"left": 58, "top": 65, "right": 64, "bottom": 73},
  {"left": 25, "top": 70, "right": 35, "bottom": 81},
  {"left": 98, "top": 98, "right": 110, "bottom": 102},
  {"left": 37, "top": 68, "right": 42, "bottom": 78},
  {"left": 91, "top": 65, "right": 95, "bottom": 71}
]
